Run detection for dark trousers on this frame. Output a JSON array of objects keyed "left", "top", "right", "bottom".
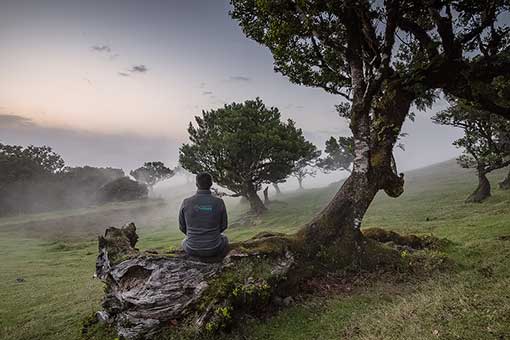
[{"left": 181, "top": 234, "right": 229, "bottom": 258}]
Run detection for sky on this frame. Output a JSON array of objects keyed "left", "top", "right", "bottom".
[{"left": 0, "top": 0, "right": 463, "bottom": 180}]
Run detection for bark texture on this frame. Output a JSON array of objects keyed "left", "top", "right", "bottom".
[
  {"left": 95, "top": 223, "right": 295, "bottom": 339},
  {"left": 466, "top": 169, "right": 491, "bottom": 203}
]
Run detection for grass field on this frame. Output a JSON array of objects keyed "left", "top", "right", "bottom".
[{"left": 1, "top": 160, "right": 509, "bottom": 340}]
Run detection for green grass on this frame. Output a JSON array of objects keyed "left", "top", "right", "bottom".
[{"left": 1, "top": 160, "right": 510, "bottom": 340}]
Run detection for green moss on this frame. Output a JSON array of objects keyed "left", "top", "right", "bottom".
[{"left": 363, "top": 227, "right": 450, "bottom": 250}]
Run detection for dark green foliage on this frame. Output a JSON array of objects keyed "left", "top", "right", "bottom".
[
  {"left": 130, "top": 161, "right": 174, "bottom": 190},
  {"left": 0, "top": 143, "right": 65, "bottom": 187},
  {"left": 96, "top": 177, "right": 148, "bottom": 203},
  {"left": 0, "top": 143, "right": 130, "bottom": 215},
  {"left": 230, "top": 1, "right": 352, "bottom": 97},
  {"left": 317, "top": 136, "right": 354, "bottom": 173},
  {"left": 179, "top": 98, "right": 315, "bottom": 212}
]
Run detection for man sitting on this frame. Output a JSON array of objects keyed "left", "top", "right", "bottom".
[{"left": 179, "top": 172, "right": 229, "bottom": 258}]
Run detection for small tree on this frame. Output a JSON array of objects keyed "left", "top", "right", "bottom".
[
  {"left": 130, "top": 162, "right": 174, "bottom": 192},
  {"left": 179, "top": 98, "right": 315, "bottom": 214},
  {"left": 272, "top": 182, "right": 283, "bottom": 195},
  {"left": 317, "top": 136, "right": 354, "bottom": 173},
  {"left": 433, "top": 102, "right": 510, "bottom": 202},
  {"left": 292, "top": 148, "right": 321, "bottom": 189}
]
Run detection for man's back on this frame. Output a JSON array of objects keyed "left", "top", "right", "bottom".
[{"left": 179, "top": 189, "right": 228, "bottom": 254}]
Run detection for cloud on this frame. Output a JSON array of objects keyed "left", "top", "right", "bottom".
[
  {"left": 118, "top": 72, "right": 130, "bottom": 77},
  {"left": 0, "top": 115, "right": 180, "bottom": 170},
  {"left": 0, "top": 114, "right": 36, "bottom": 128},
  {"left": 202, "top": 91, "right": 213, "bottom": 95},
  {"left": 228, "top": 75, "right": 251, "bottom": 82},
  {"left": 91, "top": 45, "right": 111, "bottom": 53},
  {"left": 129, "top": 65, "right": 148, "bottom": 73}
]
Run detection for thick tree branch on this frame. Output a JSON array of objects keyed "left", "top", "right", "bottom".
[
  {"left": 398, "top": 18, "right": 439, "bottom": 59},
  {"left": 428, "top": 4, "right": 458, "bottom": 58}
]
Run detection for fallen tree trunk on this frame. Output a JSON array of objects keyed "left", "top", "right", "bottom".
[{"left": 95, "top": 223, "right": 297, "bottom": 339}]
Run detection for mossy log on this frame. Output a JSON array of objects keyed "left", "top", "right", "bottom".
[{"left": 95, "top": 223, "right": 296, "bottom": 339}]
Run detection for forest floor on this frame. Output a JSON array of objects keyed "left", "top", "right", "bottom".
[{"left": 1, "top": 160, "right": 509, "bottom": 340}]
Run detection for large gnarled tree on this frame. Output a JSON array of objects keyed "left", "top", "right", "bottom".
[
  {"left": 179, "top": 98, "right": 316, "bottom": 214},
  {"left": 231, "top": 0, "right": 510, "bottom": 260},
  {"left": 433, "top": 102, "right": 510, "bottom": 202}
]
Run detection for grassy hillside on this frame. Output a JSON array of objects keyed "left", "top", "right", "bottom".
[{"left": 1, "top": 160, "right": 509, "bottom": 340}]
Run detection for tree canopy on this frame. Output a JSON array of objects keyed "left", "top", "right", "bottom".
[
  {"left": 130, "top": 162, "right": 174, "bottom": 190},
  {"left": 0, "top": 143, "right": 65, "bottom": 187},
  {"left": 179, "top": 98, "right": 316, "bottom": 213}
]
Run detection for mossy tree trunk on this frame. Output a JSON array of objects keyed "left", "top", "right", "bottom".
[
  {"left": 295, "top": 77, "right": 412, "bottom": 266},
  {"left": 466, "top": 168, "right": 491, "bottom": 203}
]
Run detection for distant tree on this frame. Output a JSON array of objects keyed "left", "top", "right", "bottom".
[
  {"left": 130, "top": 161, "right": 174, "bottom": 192},
  {"left": 272, "top": 182, "right": 283, "bottom": 195},
  {"left": 317, "top": 136, "right": 354, "bottom": 173},
  {"left": 292, "top": 148, "right": 321, "bottom": 189},
  {"left": 96, "top": 177, "right": 148, "bottom": 203},
  {"left": 179, "top": 98, "right": 315, "bottom": 214},
  {"left": 61, "top": 166, "right": 125, "bottom": 206},
  {"left": 0, "top": 143, "right": 65, "bottom": 187},
  {"left": 433, "top": 102, "right": 510, "bottom": 202}
]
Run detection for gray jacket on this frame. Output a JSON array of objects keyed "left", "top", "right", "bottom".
[{"left": 179, "top": 189, "right": 228, "bottom": 251}]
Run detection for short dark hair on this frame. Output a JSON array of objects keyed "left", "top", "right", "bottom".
[{"left": 196, "top": 172, "right": 213, "bottom": 190}]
